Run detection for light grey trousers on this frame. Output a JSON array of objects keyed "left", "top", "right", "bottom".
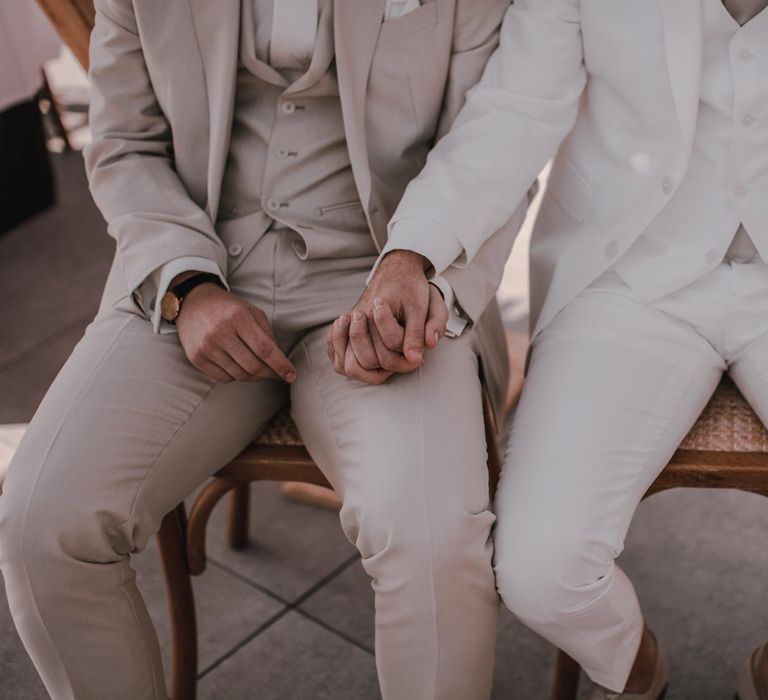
[
  {"left": 0, "top": 231, "right": 498, "bottom": 700},
  {"left": 494, "top": 258, "right": 768, "bottom": 691}
]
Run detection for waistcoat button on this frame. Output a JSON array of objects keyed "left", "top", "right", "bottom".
[
  {"left": 228, "top": 243, "right": 243, "bottom": 257},
  {"left": 662, "top": 176, "right": 676, "bottom": 195},
  {"left": 281, "top": 101, "right": 296, "bottom": 114},
  {"left": 604, "top": 241, "right": 618, "bottom": 258},
  {"left": 276, "top": 147, "right": 289, "bottom": 159},
  {"left": 742, "top": 114, "right": 755, "bottom": 127},
  {"left": 733, "top": 185, "right": 748, "bottom": 198},
  {"left": 266, "top": 198, "right": 281, "bottom": 212}
]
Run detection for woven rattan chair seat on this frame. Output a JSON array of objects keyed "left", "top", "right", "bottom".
[
  {"left": 679, "top": 376, "right": 768, "bottom": 453},
  {"left": 253, "top": 377, "right": 768, "bottom": 454},
  {"left": 253, "top": 406, "right": 304, "bottom": 447}
]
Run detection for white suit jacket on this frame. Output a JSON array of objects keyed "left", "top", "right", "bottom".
[{"left": 389, "top": 0, "right": 768, "bottom": 338}]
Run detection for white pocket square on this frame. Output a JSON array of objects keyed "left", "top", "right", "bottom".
[{"left": 385, "top": 0, "right": 421, "bottom": 22}]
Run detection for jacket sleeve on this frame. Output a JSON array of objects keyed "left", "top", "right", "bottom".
[
  {"left": 386, "top": 0, "right": 586, "bottom": 323},
  {"left": 83, "top": 0, "right": 227, "bottom": 315}
]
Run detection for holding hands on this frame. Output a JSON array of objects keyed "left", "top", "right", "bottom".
[{"left": 327, "top": 250, "right": 449, "bottom": 384}]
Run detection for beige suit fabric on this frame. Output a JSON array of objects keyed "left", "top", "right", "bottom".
[
  {"left": 0, "top": 1, "right": 517, "bottom": 699},
  {"left": 0, "top": 232, "right": 498, "bottom": 700}
]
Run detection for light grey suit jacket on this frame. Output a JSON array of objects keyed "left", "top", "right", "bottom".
[{"left": 84, "top": 0, "right": 526, "bottom": 416}]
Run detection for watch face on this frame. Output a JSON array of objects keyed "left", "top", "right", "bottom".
[{"left": 160, "top": 291, "right": 181, "bottom": 322}]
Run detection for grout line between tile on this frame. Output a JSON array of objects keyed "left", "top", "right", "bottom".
[
  {"left": 293, "top": 608, "right": 374, "bottom": 656},
  {"left": 197, "top": 552, "right": 362, "bottom": 680}
]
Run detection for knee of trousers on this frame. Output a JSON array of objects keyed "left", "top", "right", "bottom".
[
  {"left": 0, "top": 468, "right": 135, "bottom": 586},
  {"left": 495, "top": 532, "right": 618, "bottom": 627},
  {"left": 340, "top": 488, "right": 496, "bottom": 586}
]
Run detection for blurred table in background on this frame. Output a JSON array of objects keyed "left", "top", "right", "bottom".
[{"left": 0, "top": 0, "right": 61, "bottom": 233}]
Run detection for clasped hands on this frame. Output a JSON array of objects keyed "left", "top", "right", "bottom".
[
  {"left": 175, "top": 250, "right": 448, "bottom": 385},
  {"left": 326, "top": 250, "right": 449, "bottom": 384}
]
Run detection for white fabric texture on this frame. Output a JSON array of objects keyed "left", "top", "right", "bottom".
[{"left": 495, "top": 257, "right": 768, "bottom": 691}]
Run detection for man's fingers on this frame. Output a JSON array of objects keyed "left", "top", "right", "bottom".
[
  {"left": 228, "top": 336, "right": 279, "bottom": 381},
  {"left": 207, "top": 348, "right": 249, "bottom": 382},
  {"left": 425, "top": 284, "right": 449, "bottom": 349},
  {"left": 402, "top": 301, "right": 427, "bottom": 365},
  {"left": 372, "top": 297, "right": 405, "bottom": 352},
  {"left": 330, "top": 315, "right": 351, "bottom": 375},
  {"left": 370, "top": 323, "right": 418, "bottom": 374},
  {"left": 240, "top": 311, "right": 297, "bottom": 382},
  {"left": 349, "top": 311, "right": 381, "bottom": 370},
  {"left": 343, "top": 345, "right": 392, "bottom": 385},
  {"left": 197, "top": 359, "right": 236, "bottom": 384}
]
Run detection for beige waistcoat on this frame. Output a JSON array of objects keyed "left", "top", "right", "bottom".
[{"left": 218, "top": 0, "right": 377, "bottom": 266}]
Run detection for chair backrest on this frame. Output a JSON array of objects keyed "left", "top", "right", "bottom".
[{"left": 36, "top": 0, "right": 95, "bottom": 70}]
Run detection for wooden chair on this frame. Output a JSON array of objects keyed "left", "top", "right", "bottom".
[
  {"left": 160, "top": 391, "right": 503, "bottom": 700},
  {"left": 552, "top": 374, "right": 768, "bottom": 700},
  {"left": 36, "top": 3, "right": 768, "bottom": 699}
]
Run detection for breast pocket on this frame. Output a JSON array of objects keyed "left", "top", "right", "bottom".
[{"left": 377, "top": 1, "right": 439, "bottom": 47}]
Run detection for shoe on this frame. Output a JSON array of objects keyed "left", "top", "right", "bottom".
[
  {"left": 587, "top": 648, "right": 669, "bottom": 700},
  {"left": 736, "top": 647, "right": 763, "bottom": 700}
]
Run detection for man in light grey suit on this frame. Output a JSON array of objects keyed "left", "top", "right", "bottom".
[{"left": 0, "top": 1, "right": 529, "bottom": 699}]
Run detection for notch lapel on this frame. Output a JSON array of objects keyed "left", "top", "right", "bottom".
[
  {"left": 189, "top": 0, "right": 240, "bottom": 220},
  {"left": 659, "top": 0, "right": 704, "bottom": 153},
  {"left": 334, "top": 0, "right": 386, "bottom": 229}
]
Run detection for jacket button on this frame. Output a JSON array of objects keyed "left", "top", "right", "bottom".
[
  {"left": 604, "top": 241, "right": 618, "bottom": 258},
  {"left": 281, "top": 101, "right": 296, "bottom": 114},
  {"left": 266, "top": 198, "right": 281, "bottom": 212},
  {"left": 662, "top": 176, "right": 676, "bottom": 195},
  {"left": 276, "top": 147, "right": 289, "bottom": 159},
  {"left": 228, "top": 243, "right": 243, "bottom": 257}
]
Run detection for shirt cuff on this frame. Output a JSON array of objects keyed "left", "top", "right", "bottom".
[
  {"left": 151, "top": 257, "right": 228, "bottom": 334},
  {"left": 367, "top": 219, "right": 465, "bottom": 284},
  {"left": 428, "top": 274, "right": 469, "bottom": 338}
]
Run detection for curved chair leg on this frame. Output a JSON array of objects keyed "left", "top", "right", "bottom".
[
  {"left": 186, "top": 477, "right": 238, "bottom": 576},
  {"left": 227, "top": 483, "right": 250, "bottom": 550},
  {"left": 551, "top": 650, "right": 581, "bottom": 700},
  {"left": 157, "top": 504, "right": 198, "bottom": 700}
]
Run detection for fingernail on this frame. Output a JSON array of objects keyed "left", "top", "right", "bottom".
[
  {"left": 339, "top": 314, "right": 349, "bottom": 325},
  {"left": 408, "top": 349, "right": 422, "bottom": 362},
  {"left": 286, "top": 371, "right": 297, "bottom": 383},
  {"left": 434, "top": 331, "right": 440, "bottom": 344},
  {"left": 353, "top": 311, "right": 365, "bottom": 322},
  {"left": 373, "top": 298, "right": 385, "bottom": 310}
]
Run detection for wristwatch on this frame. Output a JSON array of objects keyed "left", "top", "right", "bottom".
[{"left": 160, "top": 272, "right": 225, "bottom": 323}]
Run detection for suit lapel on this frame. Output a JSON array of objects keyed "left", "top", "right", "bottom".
[
  {"left": 189, "top": 0, "right": 240, "bottom": 219},
  {"left": 334, "top": 0, "right": 386, "bottom": 222},
  {"left": 659, "top": 0, "right": 704, "bottom": 152}
]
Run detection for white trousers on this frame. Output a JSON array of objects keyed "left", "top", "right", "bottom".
[
  {"left": 494, "top": 258, "right": 768, "bottom": 691},
  {"left": 0, "top": 231, "right": 498, "bottom": 700}
]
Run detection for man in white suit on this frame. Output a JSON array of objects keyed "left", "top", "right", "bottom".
[
  {"left": 380, "top": 0, "right": 768, "bottom": 698},
  {"left": 0, "top": 1, "right": 528, "bottom": 699}
]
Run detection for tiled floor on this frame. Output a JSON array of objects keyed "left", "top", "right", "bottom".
[{"left": 1, "top": 153, "right": 768, "bottom": 699}]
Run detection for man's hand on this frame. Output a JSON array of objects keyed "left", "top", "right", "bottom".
[
  {"left": 176, "top": 283, "right": 297, "bottom": 384},
  {"left": 326, "top": 250, "right": 449, "bottom": 383}
]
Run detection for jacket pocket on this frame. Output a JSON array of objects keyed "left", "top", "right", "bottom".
[
  {"left": 316, "top": 200, "right": 364, "bottom": 216},
  {"left": 546, "top": 155, "right": 594, "bottom": 224},
  {"left": 377, "top": 1, "right": 438, "bottom": 47}
]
